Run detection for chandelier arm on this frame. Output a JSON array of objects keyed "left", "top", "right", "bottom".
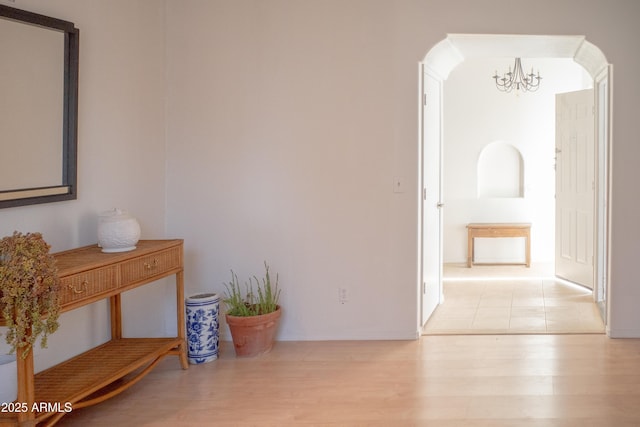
[{"left": 492, "top": 57, "right": 541, "bottom": 93}]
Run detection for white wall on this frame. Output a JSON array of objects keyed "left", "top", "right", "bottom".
[
  {"left": 165, "top": 0, "right": 640, "bottom": 340},
  {"left": 164, "top": 1, "right": 417, "bottom": 340},
  {"left": 443, "top": 57, "right": 591, "bottom": 264},
  {"left": 0, "top": 0, "right": 169, "bottom": 371}
]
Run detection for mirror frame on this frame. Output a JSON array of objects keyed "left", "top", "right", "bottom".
[{"left": 0, "top": 5, "right": 79, "bottom": 209}]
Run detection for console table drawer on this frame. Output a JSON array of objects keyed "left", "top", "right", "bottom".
[
  {"left": 121, "top": 247, "right": 181, "bottom": 284},
  {"left": 60, "top": 266, "right": 120, "bottom": 305}
]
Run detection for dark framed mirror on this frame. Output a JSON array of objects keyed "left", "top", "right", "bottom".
[{"left": 0, "top": 5, "right": 79, "bottom": 208}]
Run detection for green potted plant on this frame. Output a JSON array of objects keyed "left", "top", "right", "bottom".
[
  {"left": 0, "top": 231, "right": 61, "bottom": 359},
  {"left": 223, "top": 262, "right": 281, "bottom": 357}
]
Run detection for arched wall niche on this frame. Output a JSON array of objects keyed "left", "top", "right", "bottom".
[{"left": 477, "top": 142, "right": 524, "bottom": 198}]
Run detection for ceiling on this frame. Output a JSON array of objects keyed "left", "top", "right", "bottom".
[{"left": 423, "top": 34, "right": 608, "bottom": 80}]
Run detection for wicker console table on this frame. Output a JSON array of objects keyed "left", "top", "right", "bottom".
[
  {"left": 467, "top": 223, "right": 531, "bottom": 267},
  {"left": 0, "top": 239, "right": 188, "bottom": 426}
]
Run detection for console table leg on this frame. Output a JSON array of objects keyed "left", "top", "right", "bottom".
[
  {"left": 16, "top": 349, "right": 36, "bottom": 426},
  {"left": 110, "top": 294, "right": 122, "bottom": 340},
  {"left": 176, "top": 270, "right": 188, "bottom": 369}
]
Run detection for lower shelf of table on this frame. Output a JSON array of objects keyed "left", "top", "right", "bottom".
[{"left": 0, "top": 337, "right": 183, "bottom": 425}]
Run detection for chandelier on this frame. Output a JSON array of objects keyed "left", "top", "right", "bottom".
[{"left": 492, "top": 58, "right": 542, "bottom": 93}]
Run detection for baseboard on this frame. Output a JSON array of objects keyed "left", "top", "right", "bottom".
[
  {"left": 606, "top": 326, "right": 640, "bottom": 338},
  {"left": 220, "top": 330, "right": 420, "bottom": 342}
]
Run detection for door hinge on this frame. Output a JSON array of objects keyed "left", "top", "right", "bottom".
[
  {"left": 423, "top": 281, "right": 426, "bottom": 294},
  {"left": 423, "top": 188, "right": 427, "bottom": 201},
  {"left": 423, "top": 93, "right": 427, "bottom": 107}
]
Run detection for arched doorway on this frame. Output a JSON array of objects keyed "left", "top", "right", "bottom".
[{"left": 418, "top": 34, "right": 611, "bottom": 334}]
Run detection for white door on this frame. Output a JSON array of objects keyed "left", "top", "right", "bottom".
[
  {"left": 421, "top": 67, "right": 443, "bottom": 326},
  {"left": 555, "top": 89, "right": 595, "bottom": 288}
]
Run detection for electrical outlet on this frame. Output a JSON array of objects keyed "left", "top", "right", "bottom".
[{"left": 338, "top": 287, "right": 349, "bottom": 304}]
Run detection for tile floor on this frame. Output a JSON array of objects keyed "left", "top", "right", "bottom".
[{"left": 423, "top": 263, "right": 605, "bottom": 335}]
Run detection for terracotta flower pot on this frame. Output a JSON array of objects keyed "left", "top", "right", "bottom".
[{"left": 225, "top": 306, "right": 281, "bottom": 357}]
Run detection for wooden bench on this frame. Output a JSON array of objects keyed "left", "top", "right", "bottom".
[{"left": 467, "top": 223, "right": 531, "bottom": 267}]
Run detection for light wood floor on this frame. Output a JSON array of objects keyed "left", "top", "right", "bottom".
[
  {"left": 57, "top": 335, "right": 640, "bottom": 426},
  {"left": 423, "top": 264, "right": 605, "bottom": 335}
]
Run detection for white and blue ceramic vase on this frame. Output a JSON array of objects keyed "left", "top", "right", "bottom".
[{"left": 185, "top": 293, "right": 220, "bottom": 364}]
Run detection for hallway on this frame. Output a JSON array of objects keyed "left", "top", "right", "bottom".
[{"left": 423, "top": 263, "right": 605, "bottom": 335}]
